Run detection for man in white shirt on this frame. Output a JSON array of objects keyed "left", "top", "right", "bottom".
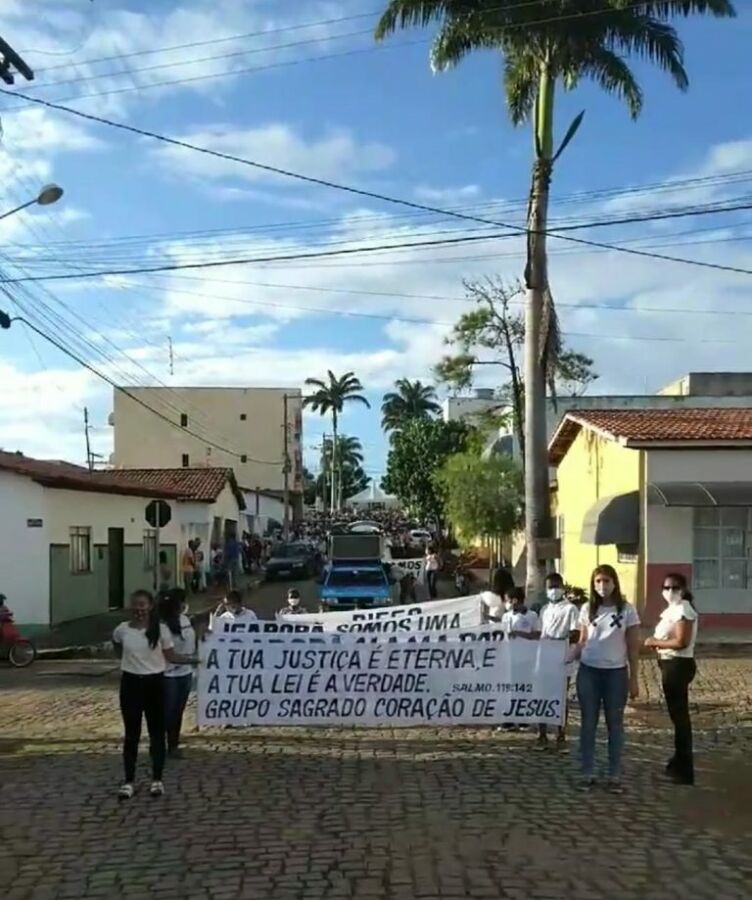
[{"left": 210, "top": 589, "right": 258, "bottom": 633}]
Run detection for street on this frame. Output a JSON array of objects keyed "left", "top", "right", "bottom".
[{"left": 2, "top": 656, "right": 751, "bottom": 900}]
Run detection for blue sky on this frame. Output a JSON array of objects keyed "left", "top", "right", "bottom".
[{"left": 1, "top": 0, "right": 751, "bottom": 483}]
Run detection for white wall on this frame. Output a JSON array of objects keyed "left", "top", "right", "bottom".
[
  {"left": 45, "top": 489, "right": 181, "bottom": 546},
  {"left": 647, "top": 505, "right": 693, "bottom": 563},
  {"left": 648, "top": 448, "right": 752, "bottom": 482},
  {"left": 0, "top": 472, "right": 49, "bottom": 626}
]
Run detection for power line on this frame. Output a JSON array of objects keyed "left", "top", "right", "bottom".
[{"left": 2, "top": 88, "right": 750, "bottom": 279}]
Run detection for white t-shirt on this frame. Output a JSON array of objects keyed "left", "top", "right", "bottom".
[
  {"left": 653, "top": 600, "right": 698, "bottom": 660},
  {"left": 480, "top": 591, "right": 504, "bottom": 621},
  {"left": 210, "top": 606, "right": 258, "bottom": 633},
  {"left": 113, "top": 621, "right": 174, "bottom": 675},
  {"left": 165, "top": 613, "right": 196, "bottom": 678},
  {"left": 579, "top": 602, "right": 640, "bottom": 669},
  {"left": 501, "top": 610, "right": 533, "bottom": 635},
  {"left": 425, "top": 553, "right": 440, "bottom": 572},
  {"left": 540, "top": 600, "right": 580, "bottom": 640}
]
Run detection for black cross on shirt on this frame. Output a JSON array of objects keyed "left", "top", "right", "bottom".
[{"left": 610, "top": 613, "right": 624, "bottom": 629}]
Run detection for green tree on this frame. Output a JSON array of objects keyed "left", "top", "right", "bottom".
[
  {"left": 382, "top": 418, "right": 473, "bottom": 531},
  {"left": 436, "top": 451, "right": 523, "bottom": 546},
  {"left": 435, "top": 277, "right": 597, "bottom": 462},
  {"left": 304, "top": 371, "right": 370, "bottom": 511},
  {"left": 376, "top": 0, "right": 735, "bottom": 595},
  {"left": 302, "top": 466, "right": 317, "bottom": 507},
  {"left": 381, "top": 378, "right": 442, "bottom": 434}
]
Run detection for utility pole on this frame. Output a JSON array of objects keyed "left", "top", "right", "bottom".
[
  {"left": 84, "top": 407, "right": 93, "bottom": 471},
  {"left": 282, "top": 393, "right": 291, "bottom": 541}
]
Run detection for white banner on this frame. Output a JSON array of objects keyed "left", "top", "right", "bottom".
[
  {"left": 197, "top": 634, "right": 567, "bottom": 728},
  {"left": 275, "top": 594, "right": 482, "bottom": 634},
  {"left": 212, "top": 622, "right": 507, "bottom": 645}
]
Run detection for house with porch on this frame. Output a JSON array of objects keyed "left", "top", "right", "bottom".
[{"left": 549, "top": 408, "right": 752, "bottom": 629}]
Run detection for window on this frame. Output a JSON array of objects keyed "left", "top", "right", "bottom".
[
  {"left": 241, "top": 454, "right": 248, "bottom": 463},
  {"left": 70, "top": 526, "right": 91, "bottom": 574},
  {"left": 143, "top": 529, "right": 157, "bottom": 571},
  {"left": 240, "top": 413, "right": 247, "bottom": 421},
  {"left": 180, "top": 413, "right": 188, "bottom": 427},
  {"left": 182, "top": 453, "right": 190, "bottom": 467},
  {"left": 693, "top": 507, "right": 752, "bottom": 589}
]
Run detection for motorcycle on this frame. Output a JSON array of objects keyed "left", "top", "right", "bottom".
[{"left": 0, "top": 594, "right": 37, "bottom": 668}]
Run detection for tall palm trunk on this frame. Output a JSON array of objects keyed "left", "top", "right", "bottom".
[
  {"left": 331, "top": 411, "right": 338, "bottom": 512},
  {"left": 523, "top": 65, "right": 555, "bottom": 601}
]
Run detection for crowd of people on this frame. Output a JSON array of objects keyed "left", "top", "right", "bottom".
[
  {"left": 111, "top": 541, "right": 698, "bottom": 799},
  {"left": 479, "top": 563, "right": 698, "bottom": 789}
]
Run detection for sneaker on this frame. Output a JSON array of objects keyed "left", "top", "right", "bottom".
[
  {"left": 118, "top": 783, "right": 134, "bottom": 800},
  {"left": 555, "top": 734, "right": 567, "bottom": 752},
  {"left": 578, "top": 777, "right": 596, "bottom": 791},
  {"left": 149, "top": 780, "right": 165, "bottom": 797},
  {"left": 607, "top": 778, "right": 625, "bottom": 795},
  {"left": 534, "top": 736, "right": 549, "bottom": 752}
]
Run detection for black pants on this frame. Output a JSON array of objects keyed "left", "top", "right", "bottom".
[
  {"left": 426, "top": 570, "right": 438, "bottom": 599},
  {"left": 119, "top": 672, "right": 166, "bottom": 783},
  {"left": 659, "top": 658, "right": 696, "bottom": 783},
  {"left": 164, "top": 673, "right": 192, "bottom": 752}
]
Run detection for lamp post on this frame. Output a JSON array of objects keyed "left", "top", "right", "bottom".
[{"left": 0, "top": 183, "right": 64, "bottom": 222}]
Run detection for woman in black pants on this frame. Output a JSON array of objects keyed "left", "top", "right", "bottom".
[
  {"left": 112, "top": 590, "right": 196, "bottom": 799},
  {"left": 644, "top": 573, "right": 699, "bottom": 785},
  {"left": 159, "top": 588, "right": 196, "bottom": 758}
]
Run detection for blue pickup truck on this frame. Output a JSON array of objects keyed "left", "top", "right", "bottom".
[{"left": 319, "top": 533, "right": 393, "bottom": 611}]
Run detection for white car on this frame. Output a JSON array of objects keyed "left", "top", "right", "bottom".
[
  {"left": 408, "top": 529, "right": 433, "bottom": 546},
  {"left": 349, "top": 521, "right": 382, "bottom": 535}
]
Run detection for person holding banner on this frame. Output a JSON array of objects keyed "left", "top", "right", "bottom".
[
  {"left": 112, "top": 590, "right": 198, "bottom": 800},
  {"left": 210, "top": 590, "right": 258, "bottom": 632},
  {"left": 480, "top": 568, "right": 514, "bottom": 623},
  {"left": 278, "top": 588, "right": 307, "bottom": 617},
  {"left": 575, "top": 565, "right": 641, "bottom": 793},
  {"left": 536, "top": 572, "right": 580, "bottom": 751},
  {"left": 158, "top": 588, "right": 196, "bottom": 758}
]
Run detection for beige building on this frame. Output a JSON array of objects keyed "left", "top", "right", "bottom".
[{"left": 110, "top": 386, "right": 303, "bottom": 500}]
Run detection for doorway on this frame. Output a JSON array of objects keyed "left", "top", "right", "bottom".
[{"left": 108, "top": 527, "right": 125, "bottom": 609}]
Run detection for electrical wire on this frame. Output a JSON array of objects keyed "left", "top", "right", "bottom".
[{"left": 2, "top": 87, "right": 750, "bottom": 280}]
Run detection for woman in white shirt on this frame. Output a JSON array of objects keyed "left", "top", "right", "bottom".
[
  {"left": 643, "top": 573, "right": 698, "bottom": 786},
  {"left": 424, "top": 545, "right": 440, "bottom": 600},
  {"left": 575, "top": 565, "right": 641, "bottom": 793},
  {"left": 480, "top": 568, "right": 514, "bottom": 623},
  {"left": 112, "top": 590, "right": 196, "bottom": 800},
  {"left": 158, "top": 588, "right": 197, "bottom": 759}
]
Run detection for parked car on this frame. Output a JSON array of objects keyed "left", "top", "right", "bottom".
[
  {"left": 264, "top": 542, "right": 319, "bottom": 580},
  {"left": 408, "top": 528, "right": 433, "bottom": 547},
  {"left": 319, "top": 562, "right": 392, "bottom": 611}
]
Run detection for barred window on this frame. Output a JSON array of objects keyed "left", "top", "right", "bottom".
[
  {"left": 694, "top": 507, "right": 751, "bottom": 590},
  {"left": 144, "top": 529, "right": 157, "bottom": 571},
  {"left": 70, "top": 526, "right": 91, "bottom": 574}
]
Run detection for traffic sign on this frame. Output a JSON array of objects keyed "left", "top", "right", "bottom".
[{"left": 145, "top": 499, "right": 172, "bottom": 528}]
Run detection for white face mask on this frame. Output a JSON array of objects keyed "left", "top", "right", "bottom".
[
  {"left": 662, "top": 588, "right": 682, "bottom": 604},
  {"left": 594, "top": 583, "right": 614, "bottom": 599},
  {"left": 504, "top": 600, "right": 513, "bottom": 612},
  {"left": 546, "top": 587, "right": 564, "bottom": 602},
  {"left": 289, "top": 597, "right": 300, "bottom": 607}
]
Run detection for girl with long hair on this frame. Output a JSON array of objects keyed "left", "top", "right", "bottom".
[
  {"left": 158, "top": 588, "right": 196, "bottom": 759},
  {"left": 575, "top": 565, "right": 641, "bottom": 792},
  {"left": 644, "top": 572, "right": 698, "bottom": 785},
  {"left": 112, "top": 590, "right": 196, "bottom": 799}
]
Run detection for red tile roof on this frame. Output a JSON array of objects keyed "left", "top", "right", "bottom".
[
  {"left": 0, "top": 451, "right": 183, "bottom": 498},
  {"left": 103, "top": 467, "right": 245, "bottom": 508},
  {"left": 549, "top": 408, "right": 752, "bottom": 465}
]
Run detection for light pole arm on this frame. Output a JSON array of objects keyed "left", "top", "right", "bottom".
[{"left": 0, "top": 199, "right": 36, "bottom": 222}]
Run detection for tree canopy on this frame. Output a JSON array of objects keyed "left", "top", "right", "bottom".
[{"left": 381, "top": 378, "right": 442, "bottom": 433}]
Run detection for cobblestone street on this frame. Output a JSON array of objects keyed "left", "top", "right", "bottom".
[{"left": 2, "top": 656, "right": 751, "bottom": 900}]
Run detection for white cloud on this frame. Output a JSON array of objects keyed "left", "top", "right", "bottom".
[
  {"left": 0, "top": 108, "right": 105, "bottom": 154},
  {"left": 152, "top": 123, "right": 396, "bottom": 187},
  {"left": 414, "top": 184, "right": 481, "bottom": 203}
]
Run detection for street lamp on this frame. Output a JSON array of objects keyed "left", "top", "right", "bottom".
[{"left": 0, "top": 183, "right": 64, "bottom": 222}]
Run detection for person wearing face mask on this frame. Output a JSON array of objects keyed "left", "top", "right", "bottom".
[
  {"left": 536, "top": 572, "right": 580, "bottom": 751},
  {"left": 278, "top": 588, "right": 307, "bottom": 616},
  {"left": 480, "top": 568, "right": 514, "bottom": 623},
  {"left": 643, "top": 573, "right": 698, "bottom": 786},
  {"left": 575, "top": 565, "right": 641, "bottom": 793}
]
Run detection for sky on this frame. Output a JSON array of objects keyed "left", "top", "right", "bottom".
[{"left": 0, "top": 0, "right": 751, "bottom": 483}]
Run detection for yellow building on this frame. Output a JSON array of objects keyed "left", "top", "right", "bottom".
[{"left": 550, "top": 408, "right": 752, "bottom": 629}]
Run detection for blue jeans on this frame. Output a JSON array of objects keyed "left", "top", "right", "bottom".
[
  {"left": 576, "top": 663, "right": 629, "bottom": 779},
  {"left": 164, "top": 674, "right": 192, "bottom": 752}
]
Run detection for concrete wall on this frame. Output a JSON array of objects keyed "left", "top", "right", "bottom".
[
  {"left": 555, "top": 431, "right": 642, "bottom": 605},
  {"left": 111, "top": 386, "right": 302, "bottom": 493},
  {"left": 648, "top": 448, "right": 752, "bottom": 482},
  {"left": 0, "top": 471, "right": 50, "bottom": 627},
  {"left": 659, "top": 372, "right": 752, "bottom": 397}
]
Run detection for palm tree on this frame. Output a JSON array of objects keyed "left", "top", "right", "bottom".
[
  {"left": 304, "top": 371, "right": 370, "bottom": 511},
  {"left": 381, "top": 378, "right": 442, "bottom": 433},
  {"left": 376, "top": 0, "right": 735, "bottom": 596}
]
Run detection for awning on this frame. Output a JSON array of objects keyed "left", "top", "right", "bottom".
[
  {"left": 648, "top": 481, "right": 752, "bottom": 507},
  {"left": 581, "top": 491, "right": 639, "bottom": 545}
]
